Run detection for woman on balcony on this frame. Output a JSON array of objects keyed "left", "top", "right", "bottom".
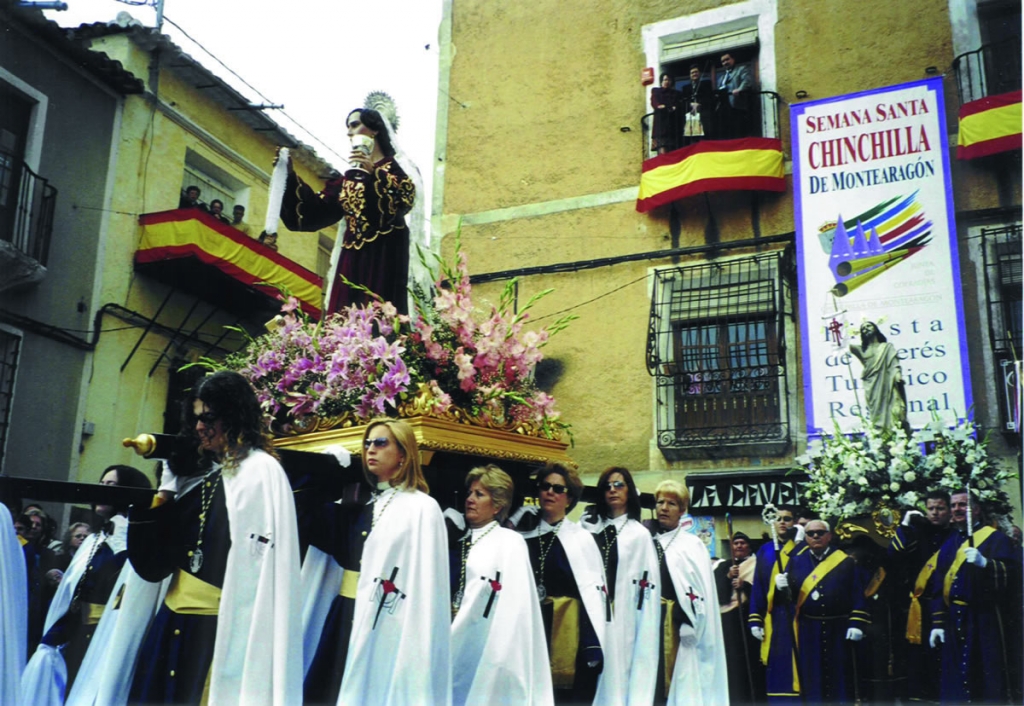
[
  {"left": 580, "top": 467, "right": 661, "bottom": 705},
  {"left": 279, "top": 108, "right": 417, "bottom": 316},
  {"left": 651, "top": 73, "right": 682, "bottom": 155}
]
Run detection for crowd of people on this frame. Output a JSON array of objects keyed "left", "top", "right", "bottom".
[
  {"left": 650, "top": 52, "right": 758, "bottom": 155},
  {"left": 3, "top": 371, "right": 1022, "bottom": 705},
  {"left": 177, "top": 186, "right": 276, "bottom": 249}
]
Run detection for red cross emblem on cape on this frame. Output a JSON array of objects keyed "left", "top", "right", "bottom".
[
  {"left": 481, "top": 571, "right": 502, "bottom": 619},
  {"left": 372, "top": 566, "right": 406, "bottom": 629},
  {"left": 633, "top": 571, "right": 656, "bottom": 611}
]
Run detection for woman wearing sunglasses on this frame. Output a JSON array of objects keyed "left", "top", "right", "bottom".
[
  {"left": 448, "top": 464, "right": 553, "bottom": 706},
  {"left": 580, "top": 467, "right": 661, "bottom": 705},
  {"left": 520, "top": 463, "right": 625, "bottom": 705},
  {"left": 652, "top": 479, "right": 728, "bottom": 705},
  {"left": 322, "top": 417, "right": 451, "bottom": 705}
]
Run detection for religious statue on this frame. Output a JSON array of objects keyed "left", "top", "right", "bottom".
[{"left": 849, "top": 321, "right": 909, "bottom": 431}]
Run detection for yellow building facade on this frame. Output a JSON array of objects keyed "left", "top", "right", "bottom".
[{"left": 434, "top": 0, "right": 1022, "bottom": 538}]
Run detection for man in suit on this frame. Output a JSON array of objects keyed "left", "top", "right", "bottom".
[{"left": 717, "top": 52, "right": 755, "bottom": 139}]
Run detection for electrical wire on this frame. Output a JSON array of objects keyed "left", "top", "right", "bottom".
[
  {"left": 532, "top": 273, "right": 650, "bottom": 323},
  {"left": 162, "top": 14, "right": 350, "bottom": 165}
]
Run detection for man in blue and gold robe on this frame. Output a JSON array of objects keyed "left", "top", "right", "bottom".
[
  {"left": 781, "top": 520, "right": 870, "bottom": 704},
  {"left": 748, "top": 505, "right": 801, "bottom": 703},
  {"left": 928, "top": 489, "right": 1018, "bottom": 704}
]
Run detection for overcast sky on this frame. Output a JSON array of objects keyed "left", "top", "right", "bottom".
[{"left": 44, "top": 0, "right": 443, "bottom": 195}]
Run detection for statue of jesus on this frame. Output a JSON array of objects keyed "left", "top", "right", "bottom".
[{"left": 849, "top": 321, "right": 909, "bottom": 432}]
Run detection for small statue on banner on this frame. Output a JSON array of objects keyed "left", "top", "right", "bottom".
[{"left": 849, "top": 320, "right": 910, "bottom": 433}]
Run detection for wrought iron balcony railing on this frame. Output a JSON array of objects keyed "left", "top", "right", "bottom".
[
  {"left": 0, "top": 151, "right": 57, "bottom": 267},
  {"left": 952, "top": 36, "right": 1022, "bottom": 105}
]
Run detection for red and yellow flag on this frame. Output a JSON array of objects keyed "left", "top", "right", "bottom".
[
  {"left": 637, "top": 137, "right": 785, "bottom": 212},
  {"left": 137, "top": 209, "right": 322, "bottom": 317},
  {"left": 957, "top": 90, "right": 1022, "bottom": 160}
]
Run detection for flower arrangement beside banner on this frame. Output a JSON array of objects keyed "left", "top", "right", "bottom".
[
  {"left": 796, "top": 417, "right": 1015, "bottom": 525},
  {"left": 198, "top": 242, "right": 576, "bottom": 441}
]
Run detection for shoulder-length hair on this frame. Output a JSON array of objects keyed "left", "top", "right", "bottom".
[
  {"left": 654, "top": 478, "right": 690, "bottom": 514},
  {"left": 466, "top": 464, "right": 514, "bottom": 524},
  {"left": 594, "top": 466, "right": 642, "bottom": 521},
  {"left": 361, "top": 417, "right": 428, "bottom": 493},
  {"left": 536, "top": 462, "right": 583, "bottom": 512},
  {"left": 186, "top": 371, "right": 275, "bottom": 469},
  {"left": 348, "top": 108, "right": 396, "bottom": 158}
]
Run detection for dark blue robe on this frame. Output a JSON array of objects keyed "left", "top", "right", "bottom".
[
  {"left": 928, "top": 526, "right": 1018, "bottom": 704},
  {"left": 787, "top": 546, "right": 870, "bottom": 704},
  {"left": 748, "top": 539, "right": 799, "bottom": 702},
  {"left": 128, "top": 473, "right": 229, "bottom": 704}
]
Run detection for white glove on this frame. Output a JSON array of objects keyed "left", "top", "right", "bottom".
[
  {"left": 793, "top": 524, "right": 806, "bottom": 543},
  {"left": 929, "top": 628, "right": 945, "bottom": 647},
  {"left": 846, "top": 627, "right": 863, "bottom": 641},
  {"left": 775, "top": 573, "right": 789, "bottom": 590},
  {"left": 901, "top": 510, "right": 924, "bottom": 527},
  {"left": 157, "top": 460, "right": 178, "bottom": 494},
  {"left": 964, "top": 547, "right": 988, "bottom": 568},
  {"left": 750, "top": 626, "right": 765, "bottom": 641},
  {"left": 321, "top": 444, "right": 352, "bottom": 468}
]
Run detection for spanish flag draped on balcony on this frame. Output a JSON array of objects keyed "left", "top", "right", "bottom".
[
  {"left": 136, "top": 209, "right": 322, "bottom": 317},
  {"left": 956, "top": 90, "right": 1022, "bottom": 160},
  {"left": 636, "top": 137, "right": 785, "bottom": 212}
]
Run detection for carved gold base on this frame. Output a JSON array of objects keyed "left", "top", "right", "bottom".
[{"left": 272, "top": 414, "right": 576, "bottom": 469}]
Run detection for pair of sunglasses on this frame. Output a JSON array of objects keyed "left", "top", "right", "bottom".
[
  {"left": 602, "top": 480, "right": 627, "bottom": 490},
  {"left": 195, "top": 412, "right": 219, "bottom": 426},
  {"left": 538, "top": 481, "right": 568, "bottom": 495},
  {"left": 805, "top": 529, "right": 828, "bottom": 538},
  {"left": 364, "top": 437, "right": 391, "bottom": 449}
]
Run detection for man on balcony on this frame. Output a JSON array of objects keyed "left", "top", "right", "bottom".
[{"left": 717, "top": 53, "right": 755, "bottom": 139}]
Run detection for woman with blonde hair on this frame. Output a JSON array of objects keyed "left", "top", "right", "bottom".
[
  {"left": 652, "top": 479, "right": 728, "bottom": 705},
  {"left": 333, "top": 417, "right": 450, "bottom": 705},
  {"left": 447, "top": 464, "right": 553, "bottom": 705}
]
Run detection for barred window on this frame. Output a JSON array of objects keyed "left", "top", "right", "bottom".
[
  {"left": 0, "top": 326, "right": 22, "bottom": 472},
  {"left": 647, "top": 253, "right": 789, "bottom": 456},
  {"left": 980, "top": 223, "right": 1022, "bottom": 433}
]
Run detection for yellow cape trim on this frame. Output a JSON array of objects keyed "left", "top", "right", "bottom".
[{"left": 905, "top": 549, "right": 941, "bottom": 644}]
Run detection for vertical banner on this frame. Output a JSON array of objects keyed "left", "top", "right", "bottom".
[{"left": 792, "top": 77, "right": 971, "bottom": 436}]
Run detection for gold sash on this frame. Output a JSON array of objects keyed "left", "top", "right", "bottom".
[
  {"left": 661, "top": 598, "right": 680, "bottom": 696},
  {"left": 164, "top": 569, "right": 221, "bottom": 615},
  {"left": 81, "top": 601, "right": 105, "bottom": 625},
  {"left": 760, "top": 540, "right": 794, "bottom": 665},
  {"left": 339, "top": 570, "right": 359, "bottom": 599},
  {"left": 544, "top": 596, "right": 580, "bottom": 690},
  {"left": 905, "top": 549, "right": 941, "bottom": 644},
  {"left": 943, "top": 526, "right": 996, "bottom": 606}
]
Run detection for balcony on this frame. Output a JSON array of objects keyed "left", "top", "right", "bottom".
[
  {"left": 641, "top": 90, "right": 784, "bottom": 160},
  {"left": 0, "top": 153, "right": 57, "bottom": 292},
  {"left": 953, "top": 36, "right": 1021, "bottom": 105},
  {"left": 135, "top": 209, "right": 323, "bottom": 322}
]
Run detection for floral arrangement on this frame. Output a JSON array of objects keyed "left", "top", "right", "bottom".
[
  {"left": 796, "top": 417, "right": 1015, "bottom": 522},
  {"left": 203, "top": 241, "right": 575, "bottom": 440}
]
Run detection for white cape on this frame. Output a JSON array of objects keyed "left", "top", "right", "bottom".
[
  {"left": 207, "top": 449, "right": 303, "bottom": 706},
  {"left": 657, "top": 529, "right": 729, "bottom": 706},
  {"left": 338, "top": 489, "right": 451, "bottom": 706},
  {"left": 522, "top": 520, "right": 626, "bottom": 706},
  {"left": 451, "top": 523, "right": 553, "bottom": 706},
  {"left": 65, "top": 565, "right": 169, "bottom": 706},
  {"left": 19, "top": 515, "right": 128, "bottom": 706},
  {"left": 1, "top": 504, "right": 27, "bottom": 706},
  {"left": 299, "top": 546, "right": 344, "bottom": 676},
  {"left": 580, "top": 516, "right": 661, "bottom": 706}
]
